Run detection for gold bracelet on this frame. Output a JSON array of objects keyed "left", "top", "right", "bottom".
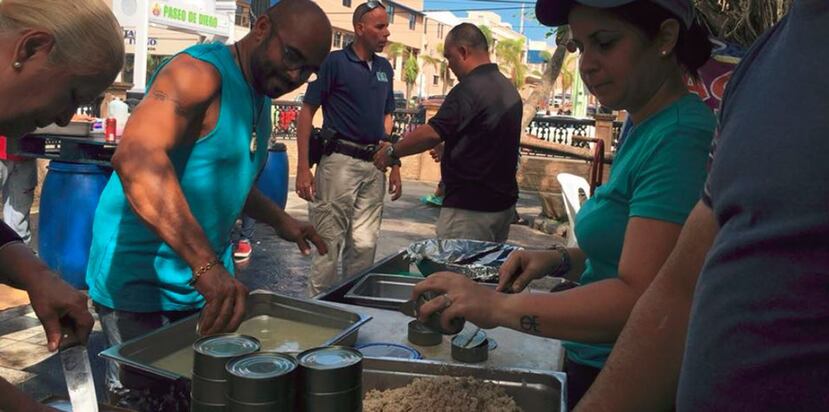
[{"left": 190, "top": 258, "right": 220, "bottom": 285}]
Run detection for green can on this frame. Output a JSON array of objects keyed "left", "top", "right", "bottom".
[{"left": 225, "top": 351, "right": 297, "bottom": 405}]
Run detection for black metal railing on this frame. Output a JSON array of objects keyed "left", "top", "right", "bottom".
[{"left": 270, "top": 101, "right": 427, "bottom": 141}]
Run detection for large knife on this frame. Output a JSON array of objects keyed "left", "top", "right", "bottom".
[{"left": 59, "top": 324, "right": 99, "bottom": 412}]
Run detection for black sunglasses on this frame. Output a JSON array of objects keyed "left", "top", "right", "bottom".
[{"left": 355, "top": 1, "right": 386, "bottom": 22}]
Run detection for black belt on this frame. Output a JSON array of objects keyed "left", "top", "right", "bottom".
[{"left": 330, "top": 135, "right": 378, "bottom": 162}]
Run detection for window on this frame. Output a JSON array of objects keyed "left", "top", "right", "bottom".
[
  {"left": 333, "top": 31, "right": 342, "bottom": 48},
  {"left": 438, "top": 24, "right": 444, "bottom": 39},
  {"left": 344, "top": 33, "right": 355, "bottom": 46},
  {"left": 424, "top": 19, "right": 428, "bottom": 34},
  {"left": 409, "top": 13, "right": 416, "bottom": 30},
  {"left": 433, "top": 75, "right": 439, "bottom": 85},
  {"left": 387, "top": 5, "right": 395, "bottom": 23},
  {"left": 343, "top": 0, "right": 351, "bottom": 7}
]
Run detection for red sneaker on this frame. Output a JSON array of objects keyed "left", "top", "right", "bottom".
[{"left": 234, "top": 239, "right": 253, "bottom": 260}]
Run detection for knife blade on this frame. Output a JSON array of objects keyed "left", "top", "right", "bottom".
[{"left": 59, "top": 326, "right": 99, "bottom": 412}]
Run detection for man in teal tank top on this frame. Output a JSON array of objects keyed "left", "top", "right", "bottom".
[{"left": 85, "top": 1, "right": 332, "bottom": 407}]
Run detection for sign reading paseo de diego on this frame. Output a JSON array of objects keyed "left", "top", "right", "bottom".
[{"left": 150, "top": 2, "right": 227, "bottom": 36}]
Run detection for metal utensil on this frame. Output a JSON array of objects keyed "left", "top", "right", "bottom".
[{"left": 59, "top": 325, "right": 99, "bottom": 412}]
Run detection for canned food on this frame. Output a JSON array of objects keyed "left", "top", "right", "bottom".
[
  {"left": 226, "top": 352, "right": 297, "bottom": 404},
  {"left": 297, "top": 346, "right": 362, "bottom": 394},
  {"left": 191, "top": 374, "right": 227, "bottom": 404},
  {"left": 451, "top": 333, "right": 489, "bottom": 363},
  {"left": 299, "top": 387, "right": 362, "bottom": 412},
  {"left": 105, "top": 117, "right": 116, "bottom": 142},
  {"left": 190, "top": 397, "right": 225, "bottom": 412},
  {"left": 193, "top": 334, "right": 261, "bottom": 380},
  {"left": 407, "top": 320, "right": 442, "bottom": 347}
]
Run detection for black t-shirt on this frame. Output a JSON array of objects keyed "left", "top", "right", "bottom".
[
  {"left": 0, "top": 221, "right": 22, "bottom": 248},
  {"left": 428, "top": 63, "right": 522, "bottom": 212},
  {"left": 679, "top": 2, "right": 829, "bottom": 410}
]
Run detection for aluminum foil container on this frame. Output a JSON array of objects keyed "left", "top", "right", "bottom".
[{"left": 404, "top": 239, "right": 522, "bottom": 283}]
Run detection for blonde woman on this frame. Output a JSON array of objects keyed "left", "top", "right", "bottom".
[{"left": 0, "top": 1, "right": 123, "bottom": 410}]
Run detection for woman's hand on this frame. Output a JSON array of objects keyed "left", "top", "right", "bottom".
[
  {"left": 412, "top": 272, "right": 507, "bottom": 330},
  {"left": 497, "top": 250, "right": 562, "bottom": 292}
]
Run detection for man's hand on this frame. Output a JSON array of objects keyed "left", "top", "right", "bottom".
[
  {"left": 275, "top": 215, "right": 328, "bottom": 256},
  {"left": 429, "top": 143, "right": 444, "bottom": 163},
  {"left": 389, "top": 167, "right": 402, "bottom": 201},
  {"left": 296, "top": 167, "right": 315, "bottom": 202},
  {"left": 193, "top": 264, "right": 247, "bottom": 336},
  {"left": 26, "top": 271, "right": 93, "bottom": 352},
  {"left": 373, "top": 141, "right": 393, "bottom": 171}
]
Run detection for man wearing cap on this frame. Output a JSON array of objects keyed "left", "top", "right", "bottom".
[
  {"left": 296, "top": 1, "right": 402, "bottom": 296},
  {"left": 373, "top": 23, "right": 522, "bottom": 242}
]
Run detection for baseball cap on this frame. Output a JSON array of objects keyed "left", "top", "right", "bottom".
[{"left": 535, "top": 0, "right": 694, "bottom": 28}]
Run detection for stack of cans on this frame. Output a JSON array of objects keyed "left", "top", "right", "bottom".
[
  {"left": 297, "top": 346, "right": 364, "bottom": 412},
  {"left": 191, "top": 334, "right": 261, "bottom": 412},
  {"left": 225, "top": 352, "right": 298, "bottom": 411}
]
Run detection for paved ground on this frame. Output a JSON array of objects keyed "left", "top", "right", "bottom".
[{"left": 0, "top": 179, "right": 559, "bottom": 405}]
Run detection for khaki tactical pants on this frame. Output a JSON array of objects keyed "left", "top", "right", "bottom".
[
  {"left": 308, "top": 153, "right": 385, "bottom": 296},
  {"left": 436, "top": 206, "right": 513, "bottom": 243}
]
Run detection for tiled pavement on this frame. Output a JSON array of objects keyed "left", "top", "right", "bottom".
[{"left": 0, "top": 179, "right": 557, "bottom": 404}]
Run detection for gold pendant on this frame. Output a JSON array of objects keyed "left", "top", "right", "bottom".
[{"left": 250, "top": 131, "right": 257, "bottom": 153}]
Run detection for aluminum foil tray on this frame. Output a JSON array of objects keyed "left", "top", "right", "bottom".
[
  {"left": 344, "top": 273, "right": 497, "bottom": 310},
  {"left": 99, "top": 290, "right": 371, "bottom": 383},
  {"left": 361, "top": 357, "right": 567, "bottom": 412}
]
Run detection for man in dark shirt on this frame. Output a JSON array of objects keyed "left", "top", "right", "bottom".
[
  {"left": 374, "top": 23, "right": 522, "bottom": 242},
  {"left": 576, "top": 1, "right": 829, "bottom": 410},
  {"left": 296, "top": 2, "right": 402, "bottom": 296}
]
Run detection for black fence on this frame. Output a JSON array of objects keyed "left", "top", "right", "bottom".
[{"left": 265, "top": 101, "right": 627, "bottom": 159}]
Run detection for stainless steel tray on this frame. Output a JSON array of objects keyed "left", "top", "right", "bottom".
[
  {"left": 345, "top": 273, "right": 499, "bottom": 310},
  {"left": 362, "top": 357, "right": 567, "bottom": 412},
  {"left": 99, "top": 290, "right": 371, "bottom": 382}
]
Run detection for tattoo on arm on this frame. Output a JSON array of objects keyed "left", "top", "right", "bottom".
[
  {"left": 520, "top": 315, "right": 541, "bottom": 334},
  {"left": 151, "top": 90, "right": 187, "bottom": 116}
]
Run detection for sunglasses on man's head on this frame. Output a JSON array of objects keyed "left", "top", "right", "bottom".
[{"left": 356, "top": 1, "right": 385, "bottom": 22}]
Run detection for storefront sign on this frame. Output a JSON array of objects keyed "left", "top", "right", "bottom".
[{"left": 149, "top": 1, "right": 229, "bottom": 36}]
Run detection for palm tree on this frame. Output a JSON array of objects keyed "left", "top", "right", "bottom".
[
  {"left": 478, "top": 24, "right": 494, "bottom": 52},
  {"left": 402, "top": 54, "right": 419, "bottom": 108},
  {"left": 385, "top": 42, "right": 407, "bottom": 71},
  {"left": 694, "top": 0, "right": 792, "bottom": 48},
  {"left": 495, "top": 38, "right": 527, "bottom": 88},
  {"left": 520, "top": 26, "right": 571, "bottom": 133},
  {"left": 432, "top": 43, "right": 453, "bottom": 95}
]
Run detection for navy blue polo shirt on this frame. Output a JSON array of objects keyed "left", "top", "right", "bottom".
[{"left": 304, "top": 44, "right": 395, "bottom": 144}]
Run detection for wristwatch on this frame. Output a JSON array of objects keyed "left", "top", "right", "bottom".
[{"left": 386, "top": 144, "right": 401, "bottom": 166}]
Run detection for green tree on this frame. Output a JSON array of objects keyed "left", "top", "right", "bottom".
[
  {"left": 520, "top": 26, "right": 571, "bottom": 134},
  {"left": 495, "top": 38, "right": 527, "bottom": 88},
  {"left": 539, "top": 50, "right": 552, "bottom": 62},
  {"left": 385, "top": 41, "right": 407, "bottom": 71},
  {"left": 402, "top": 54, "right": 419, "bottom": 108},
  {"left": 477, "top": 24, "right": 494, "bottom": 52}
]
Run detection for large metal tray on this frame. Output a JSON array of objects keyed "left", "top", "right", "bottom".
[
  {"left": 99, "top": 290, "right": 371, "bottom": 382},
  {"left": 362, "top": 357, "right": 567, "bottom": 412},
  {"left": 345, "top": 273, "right": 497, "bottom": 310}
]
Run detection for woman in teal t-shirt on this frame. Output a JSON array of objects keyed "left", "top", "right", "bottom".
[{"left": 412, "top": 0, "right": 716, "bottom": 407}]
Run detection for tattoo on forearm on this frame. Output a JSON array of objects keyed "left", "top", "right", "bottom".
[
  {"left": 151, "top": 90, "right": 187, "bottom": 115},
  {"left": 520, "top": 315, "right": 541, "bottom": 334}
]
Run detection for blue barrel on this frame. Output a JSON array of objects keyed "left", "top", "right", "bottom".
[
  {"left": 255, "top": 143, "right": 289, "bottom": 209},
  {"left": 38, "top": 161, "right": 112, "bottom": 289}
]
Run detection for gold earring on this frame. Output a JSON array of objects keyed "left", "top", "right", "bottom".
[{"left": 12, "top": 61, "right": 22, "bottom": 70}]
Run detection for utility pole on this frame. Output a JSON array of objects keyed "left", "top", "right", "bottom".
[{"left": 519, "top": 3, "right": 525, "bottom": 34}]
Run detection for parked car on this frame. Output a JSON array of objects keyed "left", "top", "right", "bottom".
[{"left": 394, "top": 91, "right": 407, "bottom": 109}]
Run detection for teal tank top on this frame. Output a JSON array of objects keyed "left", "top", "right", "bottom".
[{"left": 87, "top": 42, "right": 271, "bottom": 312}]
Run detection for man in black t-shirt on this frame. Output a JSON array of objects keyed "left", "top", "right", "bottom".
[{"left": 374, "top": 23, "right": 522, "bottom": 242}]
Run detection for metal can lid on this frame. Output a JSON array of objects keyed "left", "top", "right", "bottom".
[
  {"left": 194, "top": 334, "right": 261, "bottom": 358},
  {"left": 356, "top": 343, "right": 422, "bottom": 360},
  {"left": 226, "top": 352, "right": 297, "bottom": 378},
  {"left": 297, "top": 346, "right": 362, "bottom": 370}
]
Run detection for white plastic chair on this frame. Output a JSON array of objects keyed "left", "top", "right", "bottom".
[{"left": 557, "top": 173, "right": 591, "bottom": 247}]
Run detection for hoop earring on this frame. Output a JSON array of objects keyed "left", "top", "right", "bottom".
[{"left": 12, "top": 61, "right": 22, "bottom": 70}]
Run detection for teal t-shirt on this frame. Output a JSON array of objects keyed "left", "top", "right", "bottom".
[
  {"left": 563, "top": 94, "right": 716, "bottom": 369},
  {"left": 86, "top": 43, "right": 270, "bottom": 312}
]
